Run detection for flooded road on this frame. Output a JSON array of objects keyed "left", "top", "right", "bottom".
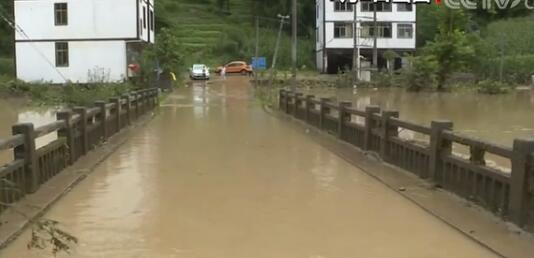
[
  {"left": 306, "top": 87, "right": 534, "bottom": 147},
  {"left": 1, "top": 78, "right": 500, "bottom": 257}
]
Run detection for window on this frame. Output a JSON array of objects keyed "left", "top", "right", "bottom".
[
  {"left": 361, "top": 2, "right": 392, "bottom": 12},
  {"left": 334, "top": 1, "right": 353, "bottom": 12},
  {"left": 55, "top": 42, "right": 69, "bottom": 67},
  {"left": 361, "top": 22, "right": 392, "bottom": 38},
  {"left": 139, "top": 19, "right": 143, "bottom": 36},
  {"left": 397, "top": 24, "right": 413, "bottom": 38},
  {"left": 54, "top": 3, "right": 68, "bottom": 26},
  {"left": 143, "top": 7, "right": 147, "bottom": 29},
  {"left": 334, "top": 22, "right": 353, "bottom": 38},
  {"left": 397, "top": 3, "right": 413, "bottom": 11},
  {"left": 150, "top": 10, "right": 154, "bottom": 31}
]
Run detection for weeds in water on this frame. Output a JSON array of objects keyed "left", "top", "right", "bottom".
[
  {"left": 27, "top": 219, "right": 78, "bottom": 256},
  {"left": 0, "top": 180, "right": 78, "bottom": 256}
]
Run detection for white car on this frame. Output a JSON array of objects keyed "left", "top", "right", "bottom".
[{"left": 189, "top": 64, "right": 210, "bottom": 80}]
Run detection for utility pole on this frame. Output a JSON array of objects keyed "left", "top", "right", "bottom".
[
  {"left": 254, "top": 15, "right": 259, "bottom": 85},
  {"left": 499, "top": 34, "right": 505, "bottom": 82},
  {"left": 372, "top": 5, "right": 378, "bottom": 71},
  {"left": 291, "top": 0, "right": 298, "bottom": 91},
  {"left": 269, "top": 14, "right": 289, "bottom": 87},
  {"left": 352, "top": 2, "right": 360, "bottom": 84}
]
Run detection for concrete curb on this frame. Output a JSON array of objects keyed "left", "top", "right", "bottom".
[{"left": 0, "top": 112, "right": 156, "bottom": 250}]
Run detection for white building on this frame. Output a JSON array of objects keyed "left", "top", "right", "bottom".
[
  {"left": 316, "top": 0, "right": 416, "bottom": 73},
  {"left": 14, "top": 0, "right": 155, "bottom": 84}
]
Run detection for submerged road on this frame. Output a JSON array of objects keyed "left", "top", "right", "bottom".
[{"left": 1, "top": 78, "right": 499, "bottom": 258}]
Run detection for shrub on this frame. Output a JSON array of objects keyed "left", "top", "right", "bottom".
[
  {"left": 0, "top": 57, "right": 14, "bottom": 76},
  {"left": 398, "top": 55, "right": 438, "bottom": 91},
  {"left": 476, "top": 80, "right": 509, "bottom": 94},
  {"left": 476, "top": 54, "right": 534, "bottom": 84}
]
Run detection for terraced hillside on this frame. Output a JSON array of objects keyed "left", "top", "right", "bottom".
[{"left": 157, "top": 0, "right": 315, "bottom": 69}]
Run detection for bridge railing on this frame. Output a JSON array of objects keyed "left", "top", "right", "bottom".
[
  {"left": 280, "top": 89, "right": 534, "bottom": 232},
  {"left": 0, "top": 88, "right": 159, "bottom": 216}
]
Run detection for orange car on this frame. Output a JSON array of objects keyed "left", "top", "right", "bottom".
[{"left": 215, "top": 61, "right": 254, "bottom": 75}]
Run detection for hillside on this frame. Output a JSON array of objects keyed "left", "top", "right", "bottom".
[{"left": 157, "top": 0, "right": 315, "bottom": 69}]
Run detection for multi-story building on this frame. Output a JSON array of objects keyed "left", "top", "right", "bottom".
[
  {"left": 316, "top": 0, "right": 416, "bottom": 74},
  {"left": 14, "top": 0, "right": 154, "bottom": 83}
]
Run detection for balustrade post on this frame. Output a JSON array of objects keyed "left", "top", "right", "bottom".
[
  {"left": 510, "top": 138, "right": 534, "bottom": 227},
  {"left": 363, "top": 106, "right": 381, "bottom": 151},
  {"left": 122, "top": 94, "right": 132, "bottom": 126},
  {"left": 338, "top": 102, "right": 352, "bottom": 139},
  {"left": 147, "top": 90, "right": 153, "bottom": 110},
  {"left": 379, "top": 110, "right": 399, "bottom": 160},
  {"left": 12, "top": 123, "right": 39, "bottom": 193},
  {"left": 143, "top": 91, "right": 149, "bottom": 112},
  {"left": 154, "top": 89, "right": 160, "bottom": 107},
  {"left": 111, "top": 98, "right": 121, "bottom": 132},
  {"left": 73, "top": 107, "right": 88, "bottom": 155},
  {"left": 294, "top": 93, "right": 303, "bottom": 118},
  {"left": 149, "top": 89, "right": 155, "bottom": 109},
  {"left": 95, "top": 101, "right": 108, "bottom": 141},
  {"left": 140, "top": 92, "right": 146, "bottom": 115},
  {"left": 133, "top": 93, "right": 139, "bottom": 119},
  {"left": 57, "top": 110, "right": 76, "bottom": 164},
  {"left": 286, "top": 92, "right": 292, "bottom": 114},
  {"left": 305, "top": 95, "right": 315, "bottom": 123},
  {"left": 428, "top": 120, "right": 453, "bottom": 180},
  {"left": 319, "top": 98, "right": 331, "bottom": 130},
  {"left": 279, "top": 89, "right": 286, "bottom": 111},
  {"left": 469, "top": 146, "right": 486, "bottom": 165}
]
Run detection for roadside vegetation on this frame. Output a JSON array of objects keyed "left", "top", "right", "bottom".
[
  {"left": 380, "top": 5, "right": 534, "bottom": 93},
  {"left": 1, "top": 0, "right": 534, "bottom": 104}
]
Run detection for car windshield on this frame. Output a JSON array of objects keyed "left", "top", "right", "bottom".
[{"left": 192, "top": 65, "right": 205, "bottom": 71}]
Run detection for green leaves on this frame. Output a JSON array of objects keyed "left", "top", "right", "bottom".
[{"left": 143, "top": 28, "right": 185, "bottom": 74}]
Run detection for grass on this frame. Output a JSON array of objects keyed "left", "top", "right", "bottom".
[
  {"left": 0, "top": 75, "right": 136, "bottom": 107},
  {"left": 159, "top": 0, "right": 315, "bottom": 69}
]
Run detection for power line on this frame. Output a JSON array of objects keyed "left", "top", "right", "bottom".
[{"left": 0, "top": 7, "right": 68, "bottom": 82}]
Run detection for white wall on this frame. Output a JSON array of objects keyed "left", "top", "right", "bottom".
[
  {"left": 316, "top": 0, "right": 325, "bottom": 71},
  {"left": 15, "top": 0, "right": 138, "bottom": 40},
  {"left": 322, "top": 0, "right": 416, "bottom": 50},
  {"left": 16, "top": 41, "right": 127, "bottom": 83},
  {"left": 324, "top": 1, "right": 416, "bottom": 22},
  {"left": 138, "top": 0, "right": 155, "bottom": 43},
  {"left": 324, "top": 22, "right": 416, "bottom": 49}
]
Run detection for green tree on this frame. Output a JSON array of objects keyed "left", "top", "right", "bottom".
[
  {"left": 143, "top": 28, "right": 185, "bottom": 74},
  {"left": 422, "top": 8, "right": 474, "bottom": 90},
  {"left": 140, "top": 28, "right": 185, "bottom": 87}
]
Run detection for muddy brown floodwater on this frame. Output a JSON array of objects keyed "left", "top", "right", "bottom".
[
  {"left": 305, "top": 87, "right": 534, "bottom": 147},
  {"left": 1, "top": 78, "right": 501, "bottom": 258},
  {"left": 0, "top": 99, "right": 57, "bottom": 165}
]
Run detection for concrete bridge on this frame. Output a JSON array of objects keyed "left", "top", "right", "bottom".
[{"left": 0, "top": 78, "right": 533, "bottom": 257}]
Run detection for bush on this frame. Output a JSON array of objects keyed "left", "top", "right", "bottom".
[
  {"left": 0, "top": 75, "right": 135, "bottom": 106},
  {"left": 476, "top": 54, "right": 534, "bottom": 84},
  {"left": 476, "top": 80, "right": 509, "bottom": 94},
  {"left": 0, "top": 57, "right": 14, "bottom": 76},
  {"left": 398, "top": 55, "right": 438, "bottom": 91}
]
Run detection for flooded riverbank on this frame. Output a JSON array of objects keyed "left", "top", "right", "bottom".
[
  {"left": 303, "top": 87, "right": 534, "bottom": 147},
  {"left": 0, "top": 78, "right": 505, "bottom": 258}
]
